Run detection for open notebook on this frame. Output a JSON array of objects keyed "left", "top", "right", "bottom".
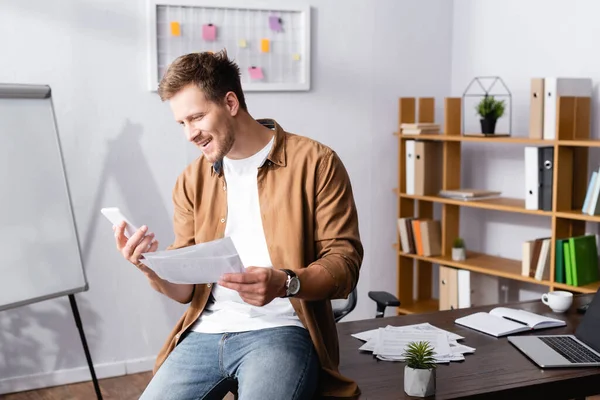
[{"left": 455, "top": 307, "right": 566, "bottom": 337}]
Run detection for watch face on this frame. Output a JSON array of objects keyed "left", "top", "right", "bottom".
[{"left": 288, "top": 277, "right": 301, "bottom": 295}]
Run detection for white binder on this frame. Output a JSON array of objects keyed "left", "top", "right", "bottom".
[
  {"left": 525, "top": 147, "right": 540, "bottom": 210},
  {"left": 405, "top": 140, "right": 415, "bottom": 195},
  {"left": 543, "top": 77, "right": 592, "bottom": 140}
]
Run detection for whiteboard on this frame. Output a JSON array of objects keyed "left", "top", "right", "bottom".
[
  {"left": 0, "top": 84, "right": 87, "bottom": 312},
  {"left": 147, "top": 0, "right": 311, "bottom": 92}
]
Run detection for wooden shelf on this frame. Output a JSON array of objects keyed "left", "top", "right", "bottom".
[
  {"left": 557, "top": 140, "right": 600, "bottom": 148},
  {"left": 395, "top": 190, "right": 552, "bottom": 216},
  {"left": 554, "top": 210, "right": 600, "bottom": 222},
  {"left": 397, "top": 133, "right": 553, "bottom": 145},
  {"left": 396, "top": 298, "right": 439, "bottom": 315},
  {"left": 552, "top": 280, "right": 600, "bottom": 294},
  {"left": 395, "top": 245, "right": 554, "bottom": 287},
  {"left": 395, "top": 96, "right": 594, "bottom": 315}
]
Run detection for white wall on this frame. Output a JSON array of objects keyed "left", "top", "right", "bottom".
[
  {"left": 0, "top": 0, "right": 453, "bottom": 393},
  {"left": 451, "top": 0, "right": 600, "bottom": 303}
]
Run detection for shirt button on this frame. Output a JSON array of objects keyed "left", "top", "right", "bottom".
[
  {"left": 220, "top": 218, "right": 225, "bottom": 223},
  {"left": 207, "top": 283, "right": 212, "bottom": 288}
]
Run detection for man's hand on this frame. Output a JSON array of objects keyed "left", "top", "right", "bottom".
[
  {"left": 114, "top": 221, "right": 159, "bottom": 279},
  {"left": 219, "top": 267, "right": 288, "bottom": 306}
]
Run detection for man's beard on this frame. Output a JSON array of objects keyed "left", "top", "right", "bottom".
[{"left": 205, "top": 127, "right": 235, "bottom": 164}]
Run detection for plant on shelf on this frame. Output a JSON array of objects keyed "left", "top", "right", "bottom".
[
  {"left": 452, "top": 237, "right": 466, "bottom": 261},
  {"left": 403, "top": 341, "right": 436, "bottom": 397},
  {"left": 475, "top": 95, "right": 505, "bottom": 134}
]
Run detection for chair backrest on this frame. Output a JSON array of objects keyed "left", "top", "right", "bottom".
[{"left": 331, "top": 288, "right": 357, "bottom": 323}]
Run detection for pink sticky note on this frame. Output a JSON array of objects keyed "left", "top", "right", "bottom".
[
  {"left": 248, "top": 66, "right": 264, "bottom": 80},
  {"left": 203, "top": 24, "right": 217, "bottom": 41},
  {"left": 269, "top": 16, "right": 283, "bottom": 32}
]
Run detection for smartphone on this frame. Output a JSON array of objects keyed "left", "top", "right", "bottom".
[{"left": 100, "top": 207, "right": 140, "bottom": 238}]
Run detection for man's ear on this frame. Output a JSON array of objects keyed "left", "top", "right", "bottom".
[{"left": 224, "top": 92, "right": 240, "bottom": 116}]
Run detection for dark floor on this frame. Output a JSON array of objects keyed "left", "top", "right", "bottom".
[
  {"left": 1, "top": 374, "right": 599, "bottom": 400},
  {"left": 0, "top": 372, "right": 152, "bottom": 400}
]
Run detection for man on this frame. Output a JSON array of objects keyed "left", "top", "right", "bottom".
[{"left": 114, "top": 50, "right": 363, "bottom": 400}]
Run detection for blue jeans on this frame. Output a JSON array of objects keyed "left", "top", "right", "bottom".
[{"left": 140, "top": 326, "right": 319, "bottom": 400}]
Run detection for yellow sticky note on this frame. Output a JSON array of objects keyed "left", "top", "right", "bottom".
[
  {"left": 292, "top": 53, "right": 301, "bottom": 61},
  {"left": 170, "top": 21, "right": 181, "bottom": 36},
  {"left": 261, "top": 39, "right": 270, "bottom": 53},
  {"left": 238, "top": 39, "right": 247, "bottom": 48}
]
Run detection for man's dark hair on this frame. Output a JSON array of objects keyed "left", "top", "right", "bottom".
[{"left": 158, "top": 50, "right": 247, "bottom": 111}]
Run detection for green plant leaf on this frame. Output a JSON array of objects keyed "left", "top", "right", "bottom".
[
  {"left": 453, "top": 237, "right": 464, "bottom": 248},
  {"left": 475, "top": 95, "right": 505, "bottom": 119},
  {"left": 402, "top": 341, "right": 437, "bottom": 370}
]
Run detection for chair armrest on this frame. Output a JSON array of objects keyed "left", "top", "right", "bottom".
[{"left": 368, "top": 291, "right": 400, "bottom": 307}]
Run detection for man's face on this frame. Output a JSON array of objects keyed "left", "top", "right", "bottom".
[{"left": 170, "top": 84, "right": 235, "bottom": 164}]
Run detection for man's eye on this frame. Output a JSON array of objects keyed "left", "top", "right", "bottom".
[{"left": 194, "top": 115, "right": 204, "bottom": 120}]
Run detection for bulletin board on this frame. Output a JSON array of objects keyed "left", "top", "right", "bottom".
[{"left": 147, "top": 0, "right": 311, "bottom": 92}]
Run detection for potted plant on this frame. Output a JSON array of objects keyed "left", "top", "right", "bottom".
[
  {"left": 403, "top": 341, "right": 436, "bottom": 397},
  {"left": 475, "top": 95, "right": 505, "bottom": 134},
  {"left": 452, "top": 237, "right": 466, "bottom": 261}
]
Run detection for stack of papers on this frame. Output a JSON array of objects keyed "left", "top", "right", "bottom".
[
  {"left": 141, "top": 237, "right": 245, "bottom": 284},
  {"left": 352, "top": 323, "right": 475, "bottom": 363}
]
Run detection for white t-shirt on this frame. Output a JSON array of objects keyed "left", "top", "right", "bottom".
[{"left": 191, "top": 135, "right": 304, "bottom": 333}]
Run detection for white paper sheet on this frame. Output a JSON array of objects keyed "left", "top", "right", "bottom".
[
  {"left": 352, "top": 323, "right": 474, "bottom": 363},
  {"left": 141, "top": 237, "right": 245, "bottom": 284}
]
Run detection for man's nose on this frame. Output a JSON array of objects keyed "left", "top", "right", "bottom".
[{"left": 185, "top": 125, "right": 197, "bottom": 142}]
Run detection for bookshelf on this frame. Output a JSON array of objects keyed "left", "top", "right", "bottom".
[{"left": 395, "top": 96, "right": 597, "bottom": 314}]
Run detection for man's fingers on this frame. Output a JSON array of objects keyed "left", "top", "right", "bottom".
[
  {"left": 121, "top": 225, "right": 149, "bottom": 257},
  {"left": 219, "top": 280, "right": 265, "bottom": 294},
  {"left": 147, "top": 239, "right": 159, "bottom": 253},
  {"left": 131, "top": 233, "right": 155, "bottom": 262},
  {"left": 114, "top": 223, "right": 128, "bottom": 250},
  {"left": 220, "top": 272, "right": 261, "bottom": 284}
]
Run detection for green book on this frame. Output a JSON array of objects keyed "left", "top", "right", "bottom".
[
  {"left": 564, "top": 242, "right": 573, "bottom": 285},
  {"left": 568, "top": 235, "right": 599, "bottom": 287},
  {"left": 555, "top": 239, "right": 567, "bottom": 284}
]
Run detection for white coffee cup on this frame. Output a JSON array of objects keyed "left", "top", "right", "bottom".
[{"left": 541, "top": 291, "right": 573, "bottom": 313}]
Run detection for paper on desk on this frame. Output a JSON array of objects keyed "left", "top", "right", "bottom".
[
  {"left": 353, "top": 323, "right": 462, "bottom": 343},
  {"left": 373, "top": 328, "right": 452, "bottom": 358},
  {"left": 141, "top": 237, "right": 244, "bottom": 284},
  {"left": 353, "top": 323, "right": 474, "bottom": 363}
]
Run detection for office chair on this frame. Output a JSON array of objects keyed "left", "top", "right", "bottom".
[
  {"left": 331, "top": 288, "right": 358, "bottom": 322},
  {"left": 368, "top": 290, "right": 401, "bottom": 318},
  {"left": 332, "top": 288, "right": 401, "bottom": 322}
]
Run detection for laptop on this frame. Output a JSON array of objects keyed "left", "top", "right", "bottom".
[{"left": 508, "top": 288, "right": 600, "bottom": 368}]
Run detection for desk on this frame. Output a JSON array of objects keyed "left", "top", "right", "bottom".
[{"left": 338, "top": 294, "right": 600, "bottom": 399}]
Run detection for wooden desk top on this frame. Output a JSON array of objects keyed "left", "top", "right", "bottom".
[{"left": 337, "top": 294, "right": 600, "bottom": 400}]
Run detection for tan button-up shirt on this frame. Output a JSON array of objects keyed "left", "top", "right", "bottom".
[{"left": 153, "top": 119, "right": 363, "bottom": 399}]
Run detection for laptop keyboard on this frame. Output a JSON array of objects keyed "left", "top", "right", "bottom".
[{"left": 540, "top": 336, "right": 600, "bottom": 364}]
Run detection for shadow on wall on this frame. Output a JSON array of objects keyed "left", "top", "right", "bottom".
[
  {"left": 0, "top": 295, "right": 100, "bottom": 388},
  {"left": 81, "top": 119, "right": 185, "bottom": 329}
]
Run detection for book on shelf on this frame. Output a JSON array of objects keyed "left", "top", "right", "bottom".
[
  {"left": 397, "top": 218, "right": 441, "bottom": 257},
  {"left": 582, "top": 167, "right": 600, "bottom": 215},
  {"left": 521, "top": 237, "right": 551, "bottom": 281},
  {"left": 439, "top": 188, "right": 501, "bottom": 201},
  {"left": 400, "top": 122, "right": 440, "bottom": 135},
  {"left": 524, "top": 146, "right": 553, "bottom": 211},
  {"left": 404, "top": 141, "right": 441, "bottom": 196},
  {"left": 559, "top": 235, "right": 599, "bottom": 287},
  {"left": 455, "top": 307, "right": 566, "bottom": 337}
]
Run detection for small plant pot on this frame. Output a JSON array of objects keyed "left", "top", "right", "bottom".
[
  {"left": 480, "top": 117, "right": 497, "bottom": 134},
  {"left": 452, "top": 247, "right": 466, "bottom": 261},
  {"left": 404, "top": 366, "right": 436, "bottom": 397}
]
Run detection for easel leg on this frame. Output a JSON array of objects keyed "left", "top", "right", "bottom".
[{"left": 69, "top": 294, "right": 103, "bottom": 400}]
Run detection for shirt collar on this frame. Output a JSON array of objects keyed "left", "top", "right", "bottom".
[{"left": 210, "top": 118, "right": 287, "bottom": 176}]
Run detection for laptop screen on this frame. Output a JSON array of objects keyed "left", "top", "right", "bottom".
[{"left": 575, "top": 288, "right": 600, "bottom": 352}]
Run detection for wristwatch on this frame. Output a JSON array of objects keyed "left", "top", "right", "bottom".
[{"left": 281, "top": 269, "right": 300, "bottom": 297}]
